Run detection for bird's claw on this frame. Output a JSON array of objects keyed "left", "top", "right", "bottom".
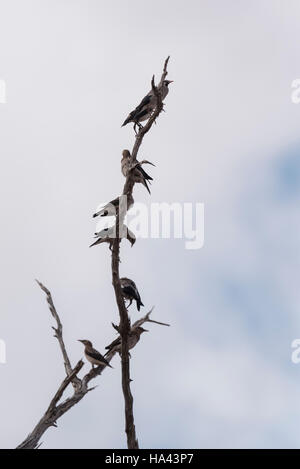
[{"left": 133, "top": 122, "right": 143, "bottom": 134}]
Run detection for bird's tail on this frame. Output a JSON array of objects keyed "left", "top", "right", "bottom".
[
  {"left": 136, "top": 298, "right": 144, "bottom": 311},
  {"left": 89, "top": 238, "right": 102, "bottom": 248},
  {"left": 93, "top": 209, "right": 107, "bottom": 218},
  {"left": 143, "top": 179, "right": 151, "bottom": 194},
  {"left": 139, "top": 166, "right": 153, "bottom": 181},
  {"left": 122, "top": 117, "right": 131, "bottom": 127}
]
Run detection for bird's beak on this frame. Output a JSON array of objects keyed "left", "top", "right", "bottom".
[
  {"left": 143, "top": 329, "right": 149, "bottom": 332},
  {"left": 78, "top": 340, "right": 84, "bottom": 343},
  {"left": 168, "top": 80, "right": 174, "bottom": 83}
]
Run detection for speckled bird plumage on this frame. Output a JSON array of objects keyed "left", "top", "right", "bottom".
[
  {"left": 78, "top": 340, "right": 113, "bottom": 368},
  {"left": 121, "top": 150, "right": 153, "bottom": 194},
  {"left": 104, "top": 326, "right": 148, "bottom": 357}
]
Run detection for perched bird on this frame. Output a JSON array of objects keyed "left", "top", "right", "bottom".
[
  {"left": 78, "top": 340, "right": 113, "bottom": 369},
  {"left": 121, "top": 150, "right": 154, "bottom": 194},
  {"left": 93, "top": 194, "right": 134, "bottom": 218},
  {"left": 90, "top": 224, "right": 136, "bottom": 249},
  {"left": 122, "top": 79, "right": 173, "bottom": 128},
  {"left": 104, "top": 326, "right": 148, "bottom": 357},
  {"left": 120, "top": 277, "right": 144, "bottom": 311}
]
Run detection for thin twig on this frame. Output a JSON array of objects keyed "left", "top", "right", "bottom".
[{"left": 132, "top": 307, "right": 170, "bottom": 328}]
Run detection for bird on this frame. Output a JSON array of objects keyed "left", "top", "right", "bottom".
[
  {"left": 78, "top": 340, "right": 113, "bottom": 369},
  {"left": 121, "top": 150, "right": 154, "bottom": 194},
  {"left": 120, "top": 277, "right": 144, "bottom": 311},
  {"left": 93, "top": 194, "right": 134, "bottom": 218},
  {"left": 90, "top": 224, "right": 136, "bottom": 249},
  {"left": 122, "top": 80, "right": 173, "bottom": 129},
  {"left": 104, "top": 326, "right": 148, "bottom": 357}
]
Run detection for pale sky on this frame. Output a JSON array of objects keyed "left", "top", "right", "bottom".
[{"left": 1, "top": 0, "right": 300, "bottom": 449}]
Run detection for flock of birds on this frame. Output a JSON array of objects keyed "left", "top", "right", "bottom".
[{"left": 78, "top": 77, "right": 173, "bottom": 369}]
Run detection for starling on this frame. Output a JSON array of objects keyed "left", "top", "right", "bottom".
[
  {"left": 104, "top": 326, "right": 148, "bottom": 357},
  {"left": 78, "top": 340, "right": 113, "bottom": 369},
  {"left": 93, "top": 194, "right": 134, "bottom": 218},
  {"left": 121, "top": 150, "right": 153, "bottom": 194},
  {"left": 122, "top": 80, "right": 173, "bottom": 128},
  {"left": 90, "top": 224, "right": 136, "bottom": 249},
  {"left": 120, "top": 277, "right": 144, "bottom": 311}
]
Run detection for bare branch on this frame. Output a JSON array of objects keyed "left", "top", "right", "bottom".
[
  {"left": 47, "top": 360, "right": 84, "bottom": 414},
  {"left": 17, "top": 359, "right": 84, "bottom": 449},
  {"left": 158, "top": 55, "right": 170, "bottom": 87},
  {"left": 17, "top": 284, "right": 115, "bottom": 449},
  {"left": 35, "top": 280, "right": 81, "bottom": 390},
  {"left": 132, "top": 307, "right": 170, "bottom": 328},
  {"left": 18, "top": 285, "right": 168, "bottom": 449},
  {"left": 111, "top": 231, "right": 139, "bottom": 448}
]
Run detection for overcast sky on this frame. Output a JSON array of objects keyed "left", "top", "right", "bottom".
[{"left": 1, "top": 0, "right": 300, "bottom": 449}]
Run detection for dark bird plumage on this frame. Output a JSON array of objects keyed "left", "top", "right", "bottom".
[
  {"left": 122, "top": 80, "right": 173, "bottom": 128},
  {"left": 104, "top": 326, "right": 148, "bottom": 357},
  {"left": 120, "top": 277, "right": 144, "bottom": 311},
  {"left": 93, "top": 194, "right": 134, "bottom": 218}
]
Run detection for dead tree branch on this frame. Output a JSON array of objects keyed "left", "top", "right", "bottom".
[
  {"left": 17, "top": 282, "right": 114, "bottom": 449},
  {"left": 17, "top": 283, "right": 167, "bottom": 449},
  {"left": 132, "top": 307, "right": 170, "bottom": 328},
  {"left": 111, "top": 57, "right": 170, "bottom": 449},
  {"left": 35, "top": 280, "right": 81, "bottom": 390}
]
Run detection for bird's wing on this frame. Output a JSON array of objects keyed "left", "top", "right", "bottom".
[
  {"left": 141, "top": 177, "right": 151, "bottom": 194},
  {"left": 137, "top": 164, "right": 153, "bottom": 181},
  {"left": 127, "top": 229, "right": 136, "bottom": 241},
  {"left": 135, "top": 291, "right": 144, "bottom": 311},
  {"left": 110, "top": 197, "right": 120, "bottom": 207},
  {"left": 123, "top": 94, "right": 153, "bottom": 125},
  {"left": 94, "top": 228, "right": 110, "bottom": 238},
  {"left": 93, "top": 207, "right": 109, "bottom": 218},
  {"left": 134, "top": 94, "right": 152, "bottom": 113},
  {"left": 105, "top": 336, "right": 121, "bottom": 351},
  {"left": 133, "top": 108, "right": 151, "bottom": 122},
  {"left": 93, "top": 197, "right": 120, "bottom": 218},
  {"left": 89, "top": 238, "right": 105, "bottom": 248},
  {"left": 122, "top": 285, "right": 139, "bottom": 301},
  {"left": 87, "top": 347, "right": 109, "bottom": 364}
]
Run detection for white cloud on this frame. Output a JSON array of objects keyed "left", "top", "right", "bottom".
[{"left": 1, "top": 0, "right": 300, "bottom": 449}]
